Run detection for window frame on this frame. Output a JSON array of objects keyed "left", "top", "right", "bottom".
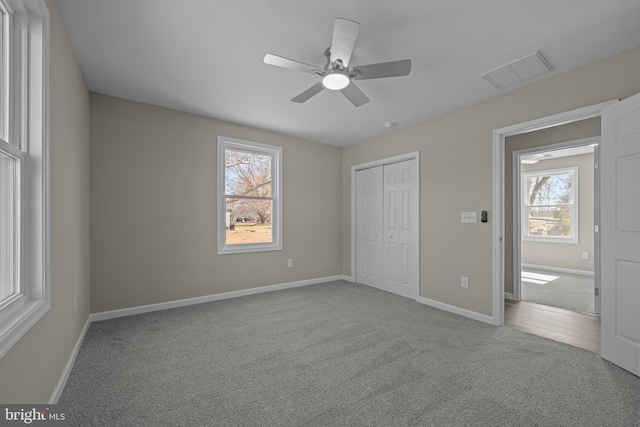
[
  {"left": 217, "top": 136, "right": 282, "bottom": 255},
  {"left": 0, "top": 0, "right": 50, "bottom": 359},
  {"left": 521, "top": 166, "right": 578, "bottom": 244},
  {"left": 0, "top": 142, "right": 23, "bottom": 305}
]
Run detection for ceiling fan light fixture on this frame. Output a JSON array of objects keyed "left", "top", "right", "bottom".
[{"left": 322, "top": 72, "right": 349, "bottom": 90}]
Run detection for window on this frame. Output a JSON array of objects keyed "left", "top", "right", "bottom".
[
  {"left": 0, "top": 0, "right": 49, "bottom": 359},
  {"left": 522, "top": 167, "right": 578, "bottom": 243},
  {"left": 217, "top": 137, "right": 282, "bottom": 254}
]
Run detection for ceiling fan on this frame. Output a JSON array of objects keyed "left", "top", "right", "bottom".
[{"left": 263, "top": 18, "right": 412, "bottom": 107}]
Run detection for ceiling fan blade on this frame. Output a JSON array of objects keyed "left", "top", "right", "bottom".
[
  {"left": 264, "top": 54, "right": 322, "bottom": 75},
  {"left": 341, "top": 81, "right": 369, "bottom": 107},
  {"left": 352, "top": 59, "right": 412, "bottom": 80},
  {"left": 291, "top": 82, "right": 325, "bottom": 103},
  {"left": 330, "top": 18, "right": 360, "bottom": 67}
]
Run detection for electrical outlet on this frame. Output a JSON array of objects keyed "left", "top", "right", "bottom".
[
  {"left": 461, "top": 212, "right": 477, "bottom": 223},
  {"left": 288, "top": 259, "right": 293, "bottom": 268},
  {"left": 582, "top": 252, "right": 589, "bottom": 260},
  {"left": 461, "top": 276, "right": 469, "bottom": 288}
]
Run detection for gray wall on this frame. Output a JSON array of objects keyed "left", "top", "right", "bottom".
[
  {"left": 0, "top": 0, "right": 91, "bottom": 403},
  {"left": 342, "top": 47, "right": 640, "bottom": 316},
  {"left": 504, "top": 119, "right": 600, "bottom": 293},
  {"left": 520, "top": 153, "right": 595, "bottom": 271},
  {"left": 90, "top": 94, "right": 343, "bottom": 313}
]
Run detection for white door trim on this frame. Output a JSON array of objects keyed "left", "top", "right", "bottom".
[
  {"left": 350, "top": 152, "right": 420, "bottom": 294},
  {"left": 491, "top": 100, "right": 617, "bottom": 326}
]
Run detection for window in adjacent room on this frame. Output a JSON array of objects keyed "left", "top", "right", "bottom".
[
  {"left": 522, "top": 167, "right": 578, "bottom": 243},
  {"left": 0, "top": 0, "right": 50, "bottom": 359},
  {"left": 217, "top": 136, "right": 282, "bottom": 254}
]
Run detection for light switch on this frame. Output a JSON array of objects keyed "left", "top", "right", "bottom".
[{"left": 461, "top": 212, "right": 477, "bottom": 223}]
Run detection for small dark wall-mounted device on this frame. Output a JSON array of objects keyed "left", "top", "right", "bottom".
[{"left": 481, "top": 210, "right": 488, "bottom": 223}]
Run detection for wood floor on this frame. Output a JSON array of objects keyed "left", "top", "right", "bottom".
[{"left": 504, "top": 300, "right": 601, "bottom": 353}]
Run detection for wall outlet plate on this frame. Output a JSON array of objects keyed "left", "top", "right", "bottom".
[{"left": 461, "top": 276, "right": 469, "bottom": 288}]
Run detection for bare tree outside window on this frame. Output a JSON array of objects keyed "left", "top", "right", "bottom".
[
  {"left": 224, "top": 149, "right": 274, "bottom": 245},
  {"left": 523, "top": 168, "right": 577, "bottom": 240}
]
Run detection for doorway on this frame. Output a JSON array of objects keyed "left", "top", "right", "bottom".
[
  {"left": 491, "top": 100, "right": 615, "bottom": 327},
  {"left": 514, "top": 139, "right": 600, "bottom": 316},
  {"left": 351, "top": 152, "right": 420, "bottom": 299},
  {"left": 494, "top": 97, "right": 640, "bottom": 373}
]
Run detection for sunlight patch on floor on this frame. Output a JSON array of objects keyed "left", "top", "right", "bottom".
[{"left": 522, "top": 271, "right": 559, "bottom": 285}]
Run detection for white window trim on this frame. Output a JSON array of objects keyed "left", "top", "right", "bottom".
[
  {"left": 0, "top": 0, "right": 49, "bottom": 359},
  {"left": 522, "top": 166, "right": 578, "bottom": 244},
  {"left": 217, "top": 136, "right": 282, "bottom": 255}
]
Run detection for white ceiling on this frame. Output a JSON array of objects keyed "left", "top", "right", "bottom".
[
  {"left": 521, "top": 144, "right": 596, "bottom": 164},
  {"left": 56, "top": 0, "right": 640, "bottom": 147}
]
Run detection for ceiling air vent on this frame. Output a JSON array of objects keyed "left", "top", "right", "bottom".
[{"left": 481, "top": 51, "right": 552, "bottom": 90}]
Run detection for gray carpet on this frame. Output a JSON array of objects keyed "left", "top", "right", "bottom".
[
  {"left": 521, "top": 268, "right": 595, "bottom": 313},
  {"left": 60, "top": 281, "right": 639, "bottom": 426}
]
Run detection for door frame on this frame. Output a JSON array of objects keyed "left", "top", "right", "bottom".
[
  {"left": 491, "top": 100, "right": 617, "bottom": 326},
  {"left": 513, "top": 137, "right": 600, "bottom": 315},
  {"left": 350, "top": 151, "right": 420, "bottom": 298}
]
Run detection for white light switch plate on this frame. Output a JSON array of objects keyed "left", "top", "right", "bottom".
[{"left": 461, "top": 212, "right": 477, "bottom": 223}]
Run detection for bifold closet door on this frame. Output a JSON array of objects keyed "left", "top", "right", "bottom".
[
  {"left": 356, "top": 166, "right": 385, "bottom": 289},
  {"left": 356, "top": 159, "right": 418, "bottom": 299},
  {"left": 383, "top": 160, "right": 419, "bottom": 298}
]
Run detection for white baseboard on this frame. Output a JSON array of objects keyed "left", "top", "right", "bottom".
[
  {"left": 49, "top": 315, "right": 92, "bottom": 404},
  {"left": 504, "top": 292, "right": 515, "bottom": 301},
  {"left": 416, "top": 297, "right": 495, "bottom": 325},
  {"left": 521, "top": 263, "right": 594, "bottom": 277},
  {"left": 91, "top": 275, "right": 346, "bottom": 322}
]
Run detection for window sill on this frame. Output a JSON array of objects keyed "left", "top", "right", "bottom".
[
  {"left": 522, "top": 236, "right": 578, "bottom": 244},
  {"left": 218, "top": 242, "right": 283, "bottom": 255},
  {"left": 0, "top": 297, "right": 50, "bottom": 359}
]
